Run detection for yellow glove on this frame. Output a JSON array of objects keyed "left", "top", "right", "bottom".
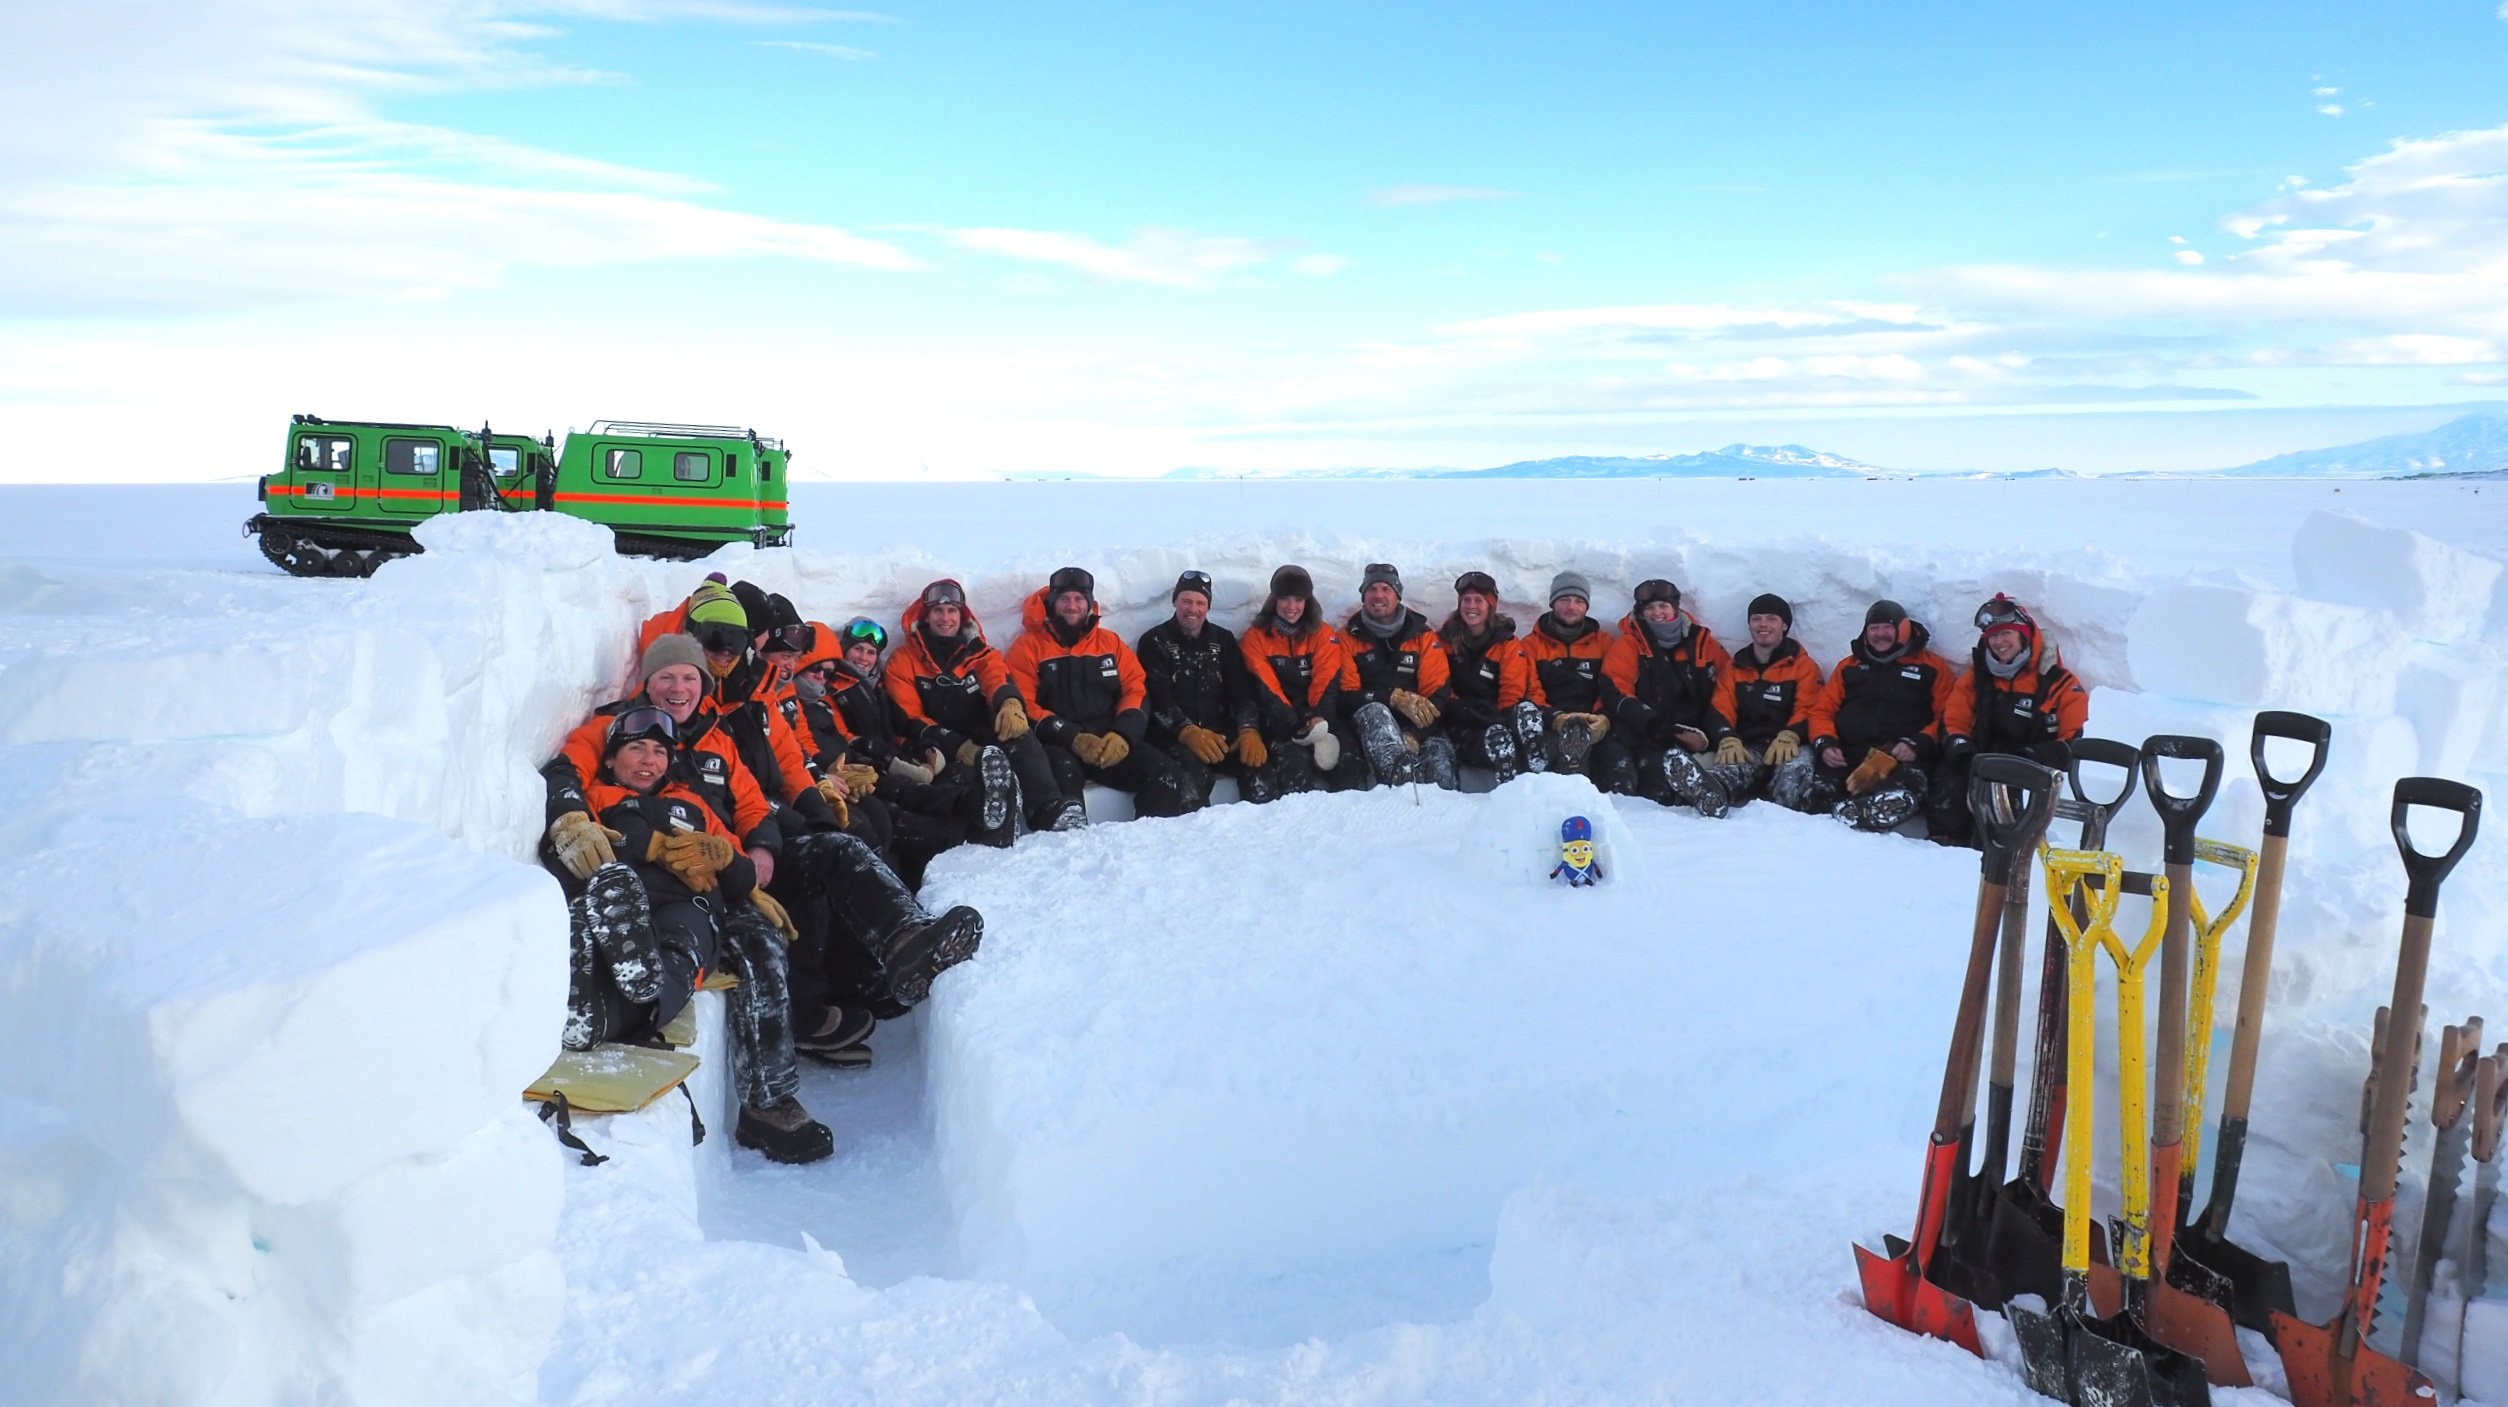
[
  {"left": 955, "top": 739, "right": 982, "bottom": 770},
  {"left": 1095, "top": 732, "right": 1130, "bottom": 768},
  {"left": 547, "top": 812, "right": 623, "bottom": 880},
  {"left": 1390, "top": 689, "right": 1440, "bottom": 730},
  {"left": 1845, "top": 749, "right": 1899, "bottom": 796},
  {"left": 657, "top": 830, "right": 736, "bottom": 891},
  {"left": 747, "top": 889, "right": 797, "bottom": 942},
  {"left": 994, "top": 698, "right": 1030, "bottom": 740},
  {"left": 839, "top": 762, "right": 880, "bottom": 796},
  {"left": 1713, "top": 735, "right": 1752, "bottom": 766},
  {"left": 814, "top": 775, "right": 850, "bottom": 805},
  {"left": 1763, "top": 730, "right": 1802, "bottom": 767},
  {"left": 1177, "top": 724, "right": 1230, "bottom": 766},
  {"left": 1236, "top": 727, "right": 1268, "bottom": 768},
  {"left": 1069, "top": 733, "right": 1107, "bottom": 767}
]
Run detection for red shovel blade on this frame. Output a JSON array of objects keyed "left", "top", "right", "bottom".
[
  {"left": 2268, "top": 1311, "right": 2437, "bottom": 1407},
  {"left": 1855, "top": 1240, "right": 1983, "bottom": 1355}
]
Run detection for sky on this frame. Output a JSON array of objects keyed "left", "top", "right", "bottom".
[{"left": 5, "top": 1, "right": 2508, "bottom": 481}]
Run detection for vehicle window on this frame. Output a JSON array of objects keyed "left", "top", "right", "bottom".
[
  {"left": 384, "top": 438, "right": 440, "bottom": 475},
  {"left": 490, "top": 448, "right": 520, "bottom": 476},
  {"left": 297, "top": 435, "right": 353, "bottom": 473},
  {"left": 674, "top": 451, "right": 709, "bottom": 483},
  {"left": 605, "top": 448, "right": 642, "bottom": 480},
  {"left": 761, "top": 458, "right": 775, "bottom": 483}
]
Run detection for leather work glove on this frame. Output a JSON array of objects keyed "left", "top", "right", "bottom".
[
  {"left": 838, "top": 762, "right": 880, "bottom": 796},
  {"left": 955, "top": 739, "right": 982, "bottom": 770},
  {"left": 747, "top": 889, "right": 798, "bottom": 942},
  {"left": 658, "top": 830, "right": 737, "bottom": 890},
  {"left": 1236, "top": 727, "right": 1268, "bottom": 768},
  {"left": 1763, "top": 730, "right": 1802, "bottom": 768},
  {"left": 1713, "top": 735, "right": 1752, "bottom": 766},
  {"left": 1069, "top": 733, "right": 1107, "bottom": 767},
  {"left": 887, "top": 754, "right": 936, "bottom": 786},
  {"left": 1094, "top": 732, "right": 1131, "bottom": 768},
  {"left": 1389, "top": 689, "right": 1440, "bottom": 730},
  {"left": 1177, "top": 724, "right": 1230, "bottom": 766},
  {"left": 1556, "top": 711, "right": 1610, "bottom": 741},
  {"left": 811, "top": 775, "right": 853, "bottom": 827},
  {"left": 1845, "top": 749, "right": 1900, "bottom": 796},
  {"left": 1402, "top": 733, "right": 1420, "bottom": 753},
  {"left": 547, "top": 812, "right": 622, "bottom": 880},
  {"left": 994, "top": 698, "right": 1030, "bottom": 741}
]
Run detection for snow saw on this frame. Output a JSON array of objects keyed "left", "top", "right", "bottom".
[
  {"left": 1854, "top": 753, "right": 2059, "bottom": 1354},
  {"left": 2400, "top": 1018, "right": 2484, "bottom": 1370},
  {"left": 2172, "top": 710, "right": 2331, "bottom": 1331},
  {"left": 2272, "top": 777, "right": 2482, "bottom": 1407},
  {"left": 2011, "top": 847, "right": 2210, "bottom": 1407}
]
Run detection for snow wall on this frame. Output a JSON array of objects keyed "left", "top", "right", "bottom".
[{"left": 4, "top": 503, "right": 2508, "bottom": 1399}]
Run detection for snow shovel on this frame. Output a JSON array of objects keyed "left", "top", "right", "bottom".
[
  {"left": 2168, "top": 835, "right": 2259, "bottom": 1279},
  {"left": 1980, "top": 737, "right": 2142, "bottom": 1309},
  {"left": 2173, "top": 709, "right": 2330, "bottom": 1331},
  {"left": 2011, "top": 847, "right": 2210, "bottom": 1407},
  {"left": 2439, "top": 1048, "right": 2508, "bottom": 1389},
  {"left": 2401, "top": 1018, "right": 2484, "bottom": 1368},
  {"left": 1854, "top": 753, "right": 2059, "bottom": 1354},
  {"left": 2132, "top": 734, "right": 2253, "bottom": 1387},
  {"left": 2272, "top": 776, "right": 2483, "bottom": 1407}
]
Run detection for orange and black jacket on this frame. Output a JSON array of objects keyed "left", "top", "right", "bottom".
[
  {"left": 885, "top": 597, "right": 1022, "bottom": 757},
  {"left": 1517, "top": 612, "right": 1614, "bottom": 714},
  {"left": 793, "top": 627, "right": 906, "bottom": 770},
  {"left": 1136, "top": 616, "right": 1256, "bottom": 745},
  {"left": 1808, "top": 619, "right": 1958, "bottom": 765},
  {"left": 545, "top": 694, "right": 783, "bottom": 856},
  {"left": 1437, "top": 612, "right": 1530, "bottom": 731},
  {"left": 585, "top": 772, "right": 758, "bottom": 906},
  {"left": 1340, "top": 608, "right": 1455, "bottom": 716},
  {"left": 1601, "top": 613, "right": 1734, "bottom": 746},
  {"left": 709, "top": 648, "right": 838, "bottom": 830},
  {"left": 1944, "top": 635, "right": 2089, "bottom": 767},
  {"left": 1712, "top": 638, "right": 1825, "bottom": 749},
  {"left": 1005, "top": 589, "right": 1150, "bottom": 746},
  {"left": 1240, "top": 607, "right": 1352, "bottom": 738}
]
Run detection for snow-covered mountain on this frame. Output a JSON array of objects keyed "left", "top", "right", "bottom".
[
  {"left": 1436, "top": 442, "right": 1883, "bottom": 479},
  {"left": 2220, "top": 411, "right": 2508, "bottom": 479}
]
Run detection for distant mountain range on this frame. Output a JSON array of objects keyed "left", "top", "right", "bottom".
[
  {"left": 1434, "top": 443, "right": 1881, "bottom": 479},
  {"left": 2215, "top": 412, "right": 2508, "bottom": 479}
]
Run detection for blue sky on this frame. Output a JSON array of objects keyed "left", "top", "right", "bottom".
[{"left": 4, "top": 1, "right": 2508, "bottom": 479}]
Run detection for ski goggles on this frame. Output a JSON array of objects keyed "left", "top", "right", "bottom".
[
  {"left": 762, "top": 622, "right": 814, "bottom": 655},
  {"left": 1974, "top": 594, "right": 2036, "bottom": 634},
  {"left": 1633, "top": 578, "right": 1680, "bottom": 608},
  {"left": 606, "top": 704, "right": 678, "bottom": 750},
  {"left": 840, "top": 617, "right": 889, "bottom": 652},
  {"left": 690, "top": 621, "right": 750, "bottom": 655},
  {"left": 1453, "top": 570, "right": 1498, "bottom": 599},
  {"left": 920, "top": 579, "right": 967, "bottom": 608},
  {"left": 1173, "top": 570, "right": 1214, "bottom": 599}
]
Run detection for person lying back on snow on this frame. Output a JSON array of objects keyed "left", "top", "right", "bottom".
[
  {"left": 553, "top": 689, "right": 834, "bottom": 1165},
  {"left": 1923, "top": 594, "right": 2089, "bottom": 847},
  {"left": 1782, "top": 599, "right": 1957, "bottom": 834},
  {"left": 1337, "top": 562, "right": 1461, "bottom": 792},
  {"left": 1007, "top": 566, "right": 1193, "bottom": 821},
  {"left": 1599, "top": 578, "right": 1739, "bottom": 818}
]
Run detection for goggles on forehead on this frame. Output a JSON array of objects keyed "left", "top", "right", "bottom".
[
  {"left": 690, "top": 621, "right": 750, "bottom": 656},
  {"left": 1175, "top": 570, "right": 1213, "bottom": 595},
  {"left": 1975, "top": 594, "right": 2035, "bottom": 633},
  {"left": 763, "top": 622, "right": 813, "bottom": 655},
  {"left": 921, "top": 580, "right": 966, "bottom": 608},
  {"left": 1454, "top": 571, "right": 1498, "bottom": 598},
  {"left": 1633, "top": 579, "right": 1679, "bottom": 607},
  {"left": 841, "top": 617, "right": 889, "bottom": 652},
  {"left": 607, "top": 704, "right": 677, "bottom": 748}
]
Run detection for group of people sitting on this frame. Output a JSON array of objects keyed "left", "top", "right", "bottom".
[{"left": 534, "top": 563, "right": 2088, "bottom": 1165}]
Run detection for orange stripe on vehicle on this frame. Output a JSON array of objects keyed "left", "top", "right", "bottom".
[
  {"left": 550, "top": 492, "right": 786, "bottom": 510},
  {"left": 265, "top": 485, "right": 449, "bottom": 502}
]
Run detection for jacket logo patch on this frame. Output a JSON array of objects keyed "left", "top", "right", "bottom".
[
  {"left": 671, "top": 801, "right": 699, "bottom": 829},
  {"left": 700, "top": 754, "right": 727, "bottom": 776},
  {"left": 1901, "top": 667, "right": 1925, "bottom": 680}
]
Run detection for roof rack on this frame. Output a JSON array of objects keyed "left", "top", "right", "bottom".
[{"left": 587, "top": 420, "right": 782, "bottom": 451}]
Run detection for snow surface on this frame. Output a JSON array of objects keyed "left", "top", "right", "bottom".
[{"left": 6, "top": 477, "right": 2508, "bottom": 1404}]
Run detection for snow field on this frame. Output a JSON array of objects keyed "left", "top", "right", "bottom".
[{"left": 6, "top": 481, "right": 2508, "bottom": 1402}]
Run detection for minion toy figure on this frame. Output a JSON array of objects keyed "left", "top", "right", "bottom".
[{"left": 1551, "top": 815, "right": 1603, "bottom": 888}]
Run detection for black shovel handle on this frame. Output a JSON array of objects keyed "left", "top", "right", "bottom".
[
  {"left": 1971, "top": 754, "right": 2060, "bottom": 886},
  {"left": 2066, "top": 737, "right": 2141, "bottom": 815},
  {"left": 2251, "top": 711, "right": 2331, "bottom": 840},
  {"left": 2393, "top": 777, "right": 2482, "bottom": 919},
  {"left": 2141, "top": 734, "right": 2223, "bottom": 865}
]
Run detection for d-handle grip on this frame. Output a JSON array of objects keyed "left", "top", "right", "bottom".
[
  {"left": 2066, "top": 737, "right": 2141, "bottom": 815},
  {"left": 1972, "top": 754, "right": 2060, "bottom": 886},
  {"left": 2251, "top": 711, "right": 2332, "bottom": 840},
  {"left": 2142, "top": 733, "right": 2224, "bottom": 865},
  {"left": 2393, "top": 776, "right": 2482, "bottom": 919}
]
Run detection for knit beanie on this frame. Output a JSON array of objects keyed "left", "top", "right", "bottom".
[
  {"left": 686, "top": 581, "right": 745, "bottom": 629},
  {"left": 1548, "top": 570, "right": 1591, "bottom": 605},
  {"left": 1865, "top": 599, "right": 1908, "bottom": 628},
  {"left": 641, "top": 633, "right": 707, "bottom": 685},
  {"left": 1747, "top": 592, "right": 1794, "bottom": 629},
  {"left": 1361, "top": 562, "right": 1403, "bottom": 595}
]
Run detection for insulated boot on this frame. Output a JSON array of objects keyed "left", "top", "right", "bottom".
[
  {"left": 1481, "top": 723, "right": 1520, "bottom": 783},
  {"left": 1511, "top": 702, "right": 1550, "bottom": 774},
  {"left": 1555, "top": 715, "right": 1595, "bottom": 774},
  {"left": 1660, "top": 749, "right": 1732, "bottom": 819},
  {"left": 975, "top": 745, "right": 1016, "bottom": 834},
  {"left": 1354, "top": 702, "right": 1416, "bottom": 786},
  {"left": 1857, "top": 784, "right": 1923, "bottom": 832},
  {"left": 735, "top": 1097, "right": 835, "bottom": 1164},
  {"left": 1048, "top": 800, "right": 1087, "bottom": 831},
  {"left": 1417, "top": 735, "right": 1460, "bottom": 791},
  {"left": 1595, "top": 749, "right": 1639, "bottom": 795},
  {"left": 1243, "top": 765, "right": 1278, "bottom": 804},
  {"left": 579, "top": 863, "right": 664, "bottom": 1003},
  {"left": 793, "top": 1003, "right": 876, "bottom": 1057},
  {"left": 881, "top": 905, "right": 985, "bottom": 1009}
]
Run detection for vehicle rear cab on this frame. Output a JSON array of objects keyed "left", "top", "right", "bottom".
[
  {"left": 550, "top": 420, "right": 793, "bottom": 557},
  {"left": 258, "top": 415, "right": 474, "bottom": 527}
]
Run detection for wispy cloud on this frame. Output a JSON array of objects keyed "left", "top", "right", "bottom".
[
  {"left": 1367, "top": 184, "right": 1518, "bottom": 208},
  {"left": 758, "top": 38, "right": 876, "bottom": 57},
  {"left": 934, "top": 226, "right": 1338, "bottom": 289}
]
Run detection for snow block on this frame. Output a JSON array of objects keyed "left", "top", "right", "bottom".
[
  {"left": 2293, "top": 509, "right": 2503, "bottom": 642},
  {"left": 2124, "top": 582, "right": 2410, "bottom": 714}
]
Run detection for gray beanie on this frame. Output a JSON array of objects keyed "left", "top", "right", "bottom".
[
  {"left": 1548, "top": 570, "right": 1592, "bottom": 605},
  {"left": 642, "top": 632, "right": 707, "bottom": 684},
  {"left": 1361, "top": 562, "right": 1403, "bottom": 595}
]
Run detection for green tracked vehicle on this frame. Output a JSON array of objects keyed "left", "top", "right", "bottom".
[{"left": 247, "top": 414, "right": 794, "bottom": 578}]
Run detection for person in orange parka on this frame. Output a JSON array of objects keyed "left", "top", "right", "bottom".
[
  {"left": 1707, "top": 592, "right": 1826, "bottom": 805},
  {"left": 1239, "top": 564, "right": 1369, "bottom": 793},
  {"left": 633, "top": 571, "right": 742, "bottom": 666},
  {"left": 1923, "top": 594, "right": 2090, "bottom": 845},
  {"left": 1435, "top": 570, "right": 1546, "bottom": 783},
  {"left": 1600, "top": 578, "right": 1738, "bottom": 816},
  {"left": 1338, "top": 562, "right": 1460, "bottom": 790},
  {"left": 1788, "top": 598, "right": 1959, "bottom": 833},
  {"left": 1005, "top": 566, "right": 1192, "bottom": 820},
  {"left": 1515, "top": 571, "right": 1618, "bottom": 777},
  {"left": 885, "top": 578, "right": 1068, "bottom": 833}
]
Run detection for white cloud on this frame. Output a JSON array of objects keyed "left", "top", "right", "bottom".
[
  {"left": 758, "top": 39, "right": 876, "bottom": 57},
  {"left": 2175, "top": 250, "right": 2206, "bottom": 265},
  {"left": 935, "top": 227, "right": 1325, "bottom": 289},
  {"left": 1291, "top": 254, "right": 1351, "bottom": 277},
  {"left": 2320, "top": 104, "right": 2346, "bottom": 117},
  {"left": 1366, "top": 185, "right": 1518, "bottom": 208},
  {"left": 2315, "top": 86, "right": 2341, "bottom": 97}
]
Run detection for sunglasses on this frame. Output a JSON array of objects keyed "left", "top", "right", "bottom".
[{"left": 691, "top": 621, "right": 749, "bottom": 655}]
